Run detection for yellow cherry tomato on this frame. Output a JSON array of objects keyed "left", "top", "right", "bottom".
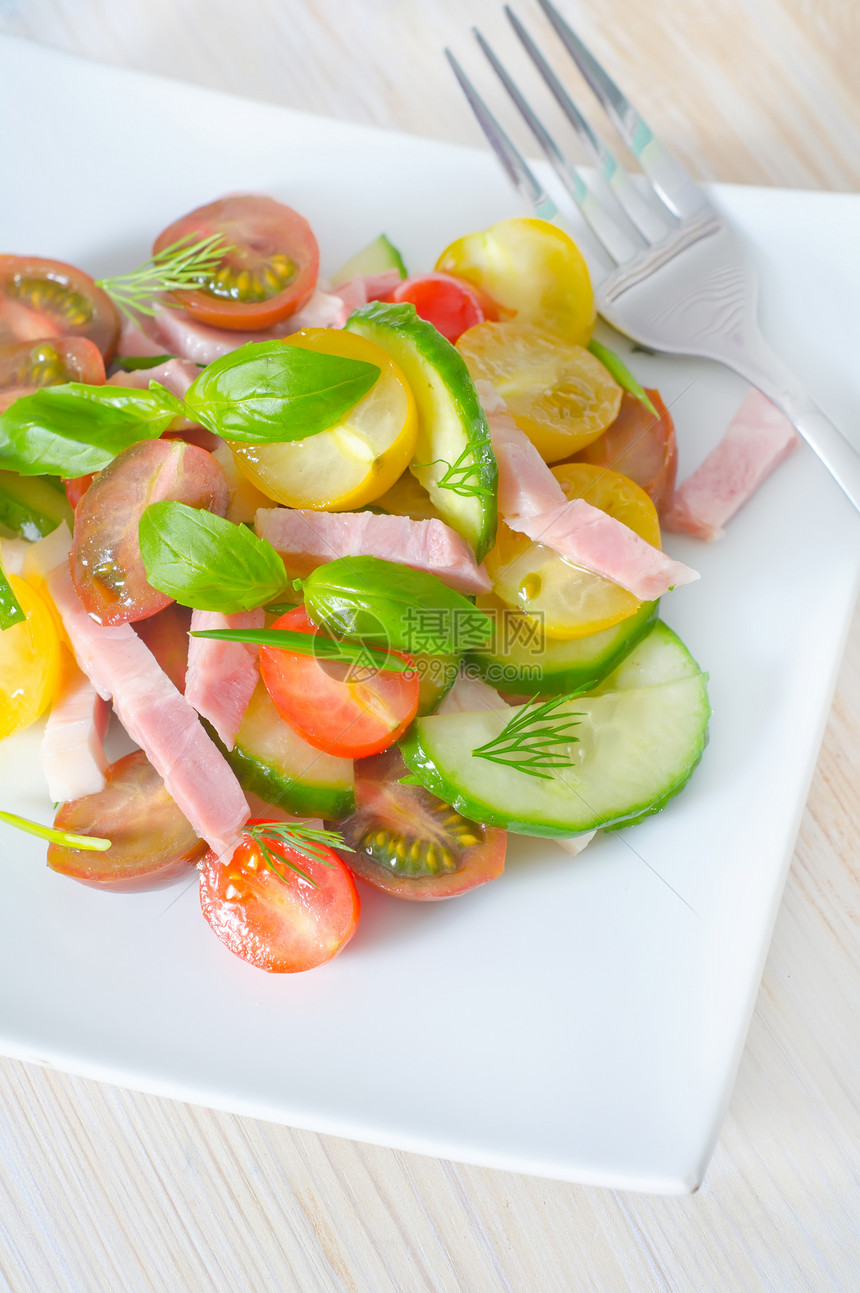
[
  {"left": 230, "top": 328, "right": 418, "bottom": 511},
  {"left": 485, "top": 465, "right": 661, "bottom": 641},
  {"left": 374, "top": 470, "right": 442, "bottom": 523},
  {"left": 457, "top": 320, "right": 622, "bottom": 463},
  {"left": 0, "top": 573, "right": 62, "bottom": 741},
  {"left": 436, "top": 217, "right": 596, "bottom": 345}
]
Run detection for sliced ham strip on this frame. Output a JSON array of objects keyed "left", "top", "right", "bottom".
[
  {"left": 40, "top": 664, "right": 110, "bottom": 804},
  {"left": 46, "top": 565, "right": 250, "bottom": 860},
  {"left": 476, "top": 381, "right": 565, "bottom": 520},
  {"left": 662, "top": 389, "right": 800, "bottom": 542},
  {"left": 151, "top": 287, "right": 349, "bottom": 365},
  {"left": 116, "top": 313, "right": 168, "bottom": 358},
  {"left": 108, "top": 357, "right": 200, "bottom": 400},
  {"left": 436, "top": 675, "right": 509, "bottom": 716},
  {"left": 185, "top": 609, "right": 264, "bottom": 750},
  {"left": 256, "top": 507, "right": 491, "bottom": 595},
  {"left": 331, "top": 269, "right": 403, "bottom": 312},
  {"left": 509, "top": 499, "right": 700, "bottom": 601}
]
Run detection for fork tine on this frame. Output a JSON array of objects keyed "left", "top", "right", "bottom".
[
  {"left": 471, "top": 31, "right": 640, "bottom": 264},
  {"left": 504, "top": 7, "right": 672, "bottom": 244},
  {"left": 535, "top": 0, "right": 712, "bottom": 220},
  {"left": 444, "top": 49, "right": 559, "bottom": 224}
]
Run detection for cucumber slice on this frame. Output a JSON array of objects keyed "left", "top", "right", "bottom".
[
  {"left": 0, "top": 470, "right": 73, "bottom": 540},
  {"left": 400, "top": 622, "right": 709, "bottom": 837},
  {"left": 345, "top": 301, "right": 498, "bottom": 561},
  {"left": 414, "top": 651, "right": 461, "bottom": 716},
  {"left": 332, "top": 233, "right": 407, "bottom": 283},
  {"left": 224, "top": 682, "right": 355, "bottom": 820},
  {"left": 591, "top": 618, "right": 702, "bottom": 691},
  {"left": 467, "top": 596, "right": 659, "bottom": 696}
]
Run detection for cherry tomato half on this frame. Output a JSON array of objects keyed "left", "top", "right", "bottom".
[
  {"left": 334, "top": 748, "right": 506, "bottom": 900},
  {"left": 259, "top": 606, "right": 420, "bottom": 760},
  {"left": 571, "top": 389, "right": 678, "bottom": 514},
  {"left": 0, "top": 255, "right": 120, "bottom": 359},
  {"left": 49, "top": 750, "right": 206, "bottom": 890},
  {"left": 0, "top": 337, "right": 105, "bottom": 412},
  {"left": 385, "top": 272, "right": 498, "bottom": 343},
  {"left": 71, "top": 439, "right": 229, "bottom": 625},
  {"left": 199, "top": 819, "right": 360, "bottom": 972},
  {"left": 153, "top": 195, "right": 320, "bottom": 331}
]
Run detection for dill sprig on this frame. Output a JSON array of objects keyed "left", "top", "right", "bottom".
[
  {"left": 472, "top": 694, "right": 584, "bottom": 779},
  {"left": 97, "top": 232, "right": 234, "bottom": 320},
  {"left": 418, "top": 440, "right": 495, "bottom": 499},
  {"left": 0, "top": 808, "right": 111, "bottom": 851},
  {"left": 244, "top": 820, "right": 351, "bottom": 887}
]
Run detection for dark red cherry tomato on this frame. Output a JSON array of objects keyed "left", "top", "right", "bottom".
[
  {"left": 48, "top": 750, "right": 205, "bottom": 890},
  {"left": 572, "top": 389, "right": 678, "bottom": 515},
  {"left": 198, "top": 819, "right": 360, "bottom": 972},
  {"left": 63, "top": 473, "right": 95, "bottom": 509},
  {"left": 153, "top": 195, "right": 320, "bottom": 331},
  {"left": 0, "top": 337, "right": 105, "bottom": 412},
  {"left": 70, "top": 439, "right": 229, "bottom": 625},
  {"left": 259, "top": 606, "right": 420, "bottom": 759},
  {"left": 0, "top": 255, "right": 120, "bottom": 359},
  {"left": 334, "top": 748, "right": 506, "bottom": 900},
  {"left": 385, "top": 272, "right": 498, "bottom": 343}
]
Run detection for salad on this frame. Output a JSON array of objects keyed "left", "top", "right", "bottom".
[{"left": 0, "top": 196, "right": 710, "bottom": 974}]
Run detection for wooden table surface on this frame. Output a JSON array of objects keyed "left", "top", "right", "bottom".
[{"left": 0, "top": 2, "right": 858, "bottom": 1289}]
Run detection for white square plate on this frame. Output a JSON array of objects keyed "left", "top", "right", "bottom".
[{"left": 0, "top": 37, "right": 856, "bottom": 1194}]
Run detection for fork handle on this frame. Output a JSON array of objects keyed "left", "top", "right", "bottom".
[{"left": 713, "top": 335, "right": 860, "bottom": 514}]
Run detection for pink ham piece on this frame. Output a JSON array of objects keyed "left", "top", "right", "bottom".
[
  {"left": 150, "top": 287, "right": 350, "bottom": 365},
  {"left": 509, "top": 499, "right": 699, "bottom": 602},
  {"left": 108, "top": 357, "right": 200, "bottom": 400},
  {"left": 47, "top": 564, "right": 250, "bottom": 860},
  {"left": 662, "top": 389, "right": 800, "bottom": 541},
  {"left": 330, "top": 269, "right": 403, "bottom": 313},
  {"left": 256, "top": 507, "right": 491, "bottom": 595},
  {"left": 476, "top": 380, "right": 565, "bottom": 519},
  {"left": 40, "top": 664, "right": 110, "bottom": 804},
  {"left": 116, "top": 313, "right": 167, "bottom": 359},
  {"left": 185, "top": 609, "right": 264, "bottom": 750}
]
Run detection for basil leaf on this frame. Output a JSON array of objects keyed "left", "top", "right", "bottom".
[
  {"left": 139, "top": 501, "right": 289, "bottom": 612},
  {"left": 0, "top": 382, "right": 182, "bottom": 477},
  {"left": 0, "top": 565, "right": 25, "bottom": 630},
  {"left": 183, "top": 341, "right": 381, "bottom": 443},
  {"left": 586, "top": 339, "right": 658, "bottom": 417},
  {"left": 303, "top": 555, "right": 493, "bottom": 653},
  {"left": 111, "top": 354, "right": 178, "bottom": 372}
]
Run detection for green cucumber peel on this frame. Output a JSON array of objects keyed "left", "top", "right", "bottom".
[{"left": 0, "top": 565, "right": 25, "bottom": 630}]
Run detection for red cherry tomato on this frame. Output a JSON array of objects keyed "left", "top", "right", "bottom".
[
  {"left": 386, "top": 272, "right": 498, "bottom": 343},
  {"left": 572, "top": 388, "right": 678, "bottom": 514},
  {"left": 0, "top": 255, "right": 120, "bottom": 359},
  {"left": 334, "top": 749, "right": 506, "bottom": 900},
  {"left": 153, "top": 195, "right": 320, "bottom": 331},
  {"left": 198, "top": 819, "right": 360, "bottom": 972},
  {"left": 259, "top": 606, "right": 420, "bottom": 759},
  {"left": 48, "top": 751, "right": 206, "bottom": 891},
  {"left": 63, "top": 473, "right": 95, "bottom": 509},
  {"left": 0, "top": 337, "right": 105, "bottom": 412},
  {"left": 70, "top": 439, "right": 229, "bottom": 625}
]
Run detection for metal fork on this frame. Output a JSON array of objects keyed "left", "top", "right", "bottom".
[{"left": 446, "top": 0, "right": 860, "bottom": 513}]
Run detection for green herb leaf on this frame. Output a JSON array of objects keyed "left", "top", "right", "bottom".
[
  {"left": 190, "top": 627, "right": 412, "bottom": 674},
  {"left": 417, "top": 438, "right": 496, "bottom": 499},
  {"left": 472, "top": 694, "right": 584, "bottom": 779},
  {"left": 183, "top": 341, "right": 381, "bottom": 443},
  {"left": 0, "top": 382, "right": 182, "bottom": 477},
  {"left": 587, "top": 339, "right": 658, "bottom": 417},
  {"left": 303, "top": 555, "right": 493, "bottom": 654},
  {"left": 111, "top": 354, "right": 178, "bottom": 372},
  {"left": 244, "top": 819, "right": 350, "bottom": 887},
  {"left": 139, "top": 501, "right": 289, "bottom": 612},
  {"left": 98, "top": 232, "right": 234, "bottom": 320},
  {"left": 0, "top": 565, "right": 25, "bottom": 630},
  {"left": 0, "top": 808, "right": 111, "bottom": 851}
]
